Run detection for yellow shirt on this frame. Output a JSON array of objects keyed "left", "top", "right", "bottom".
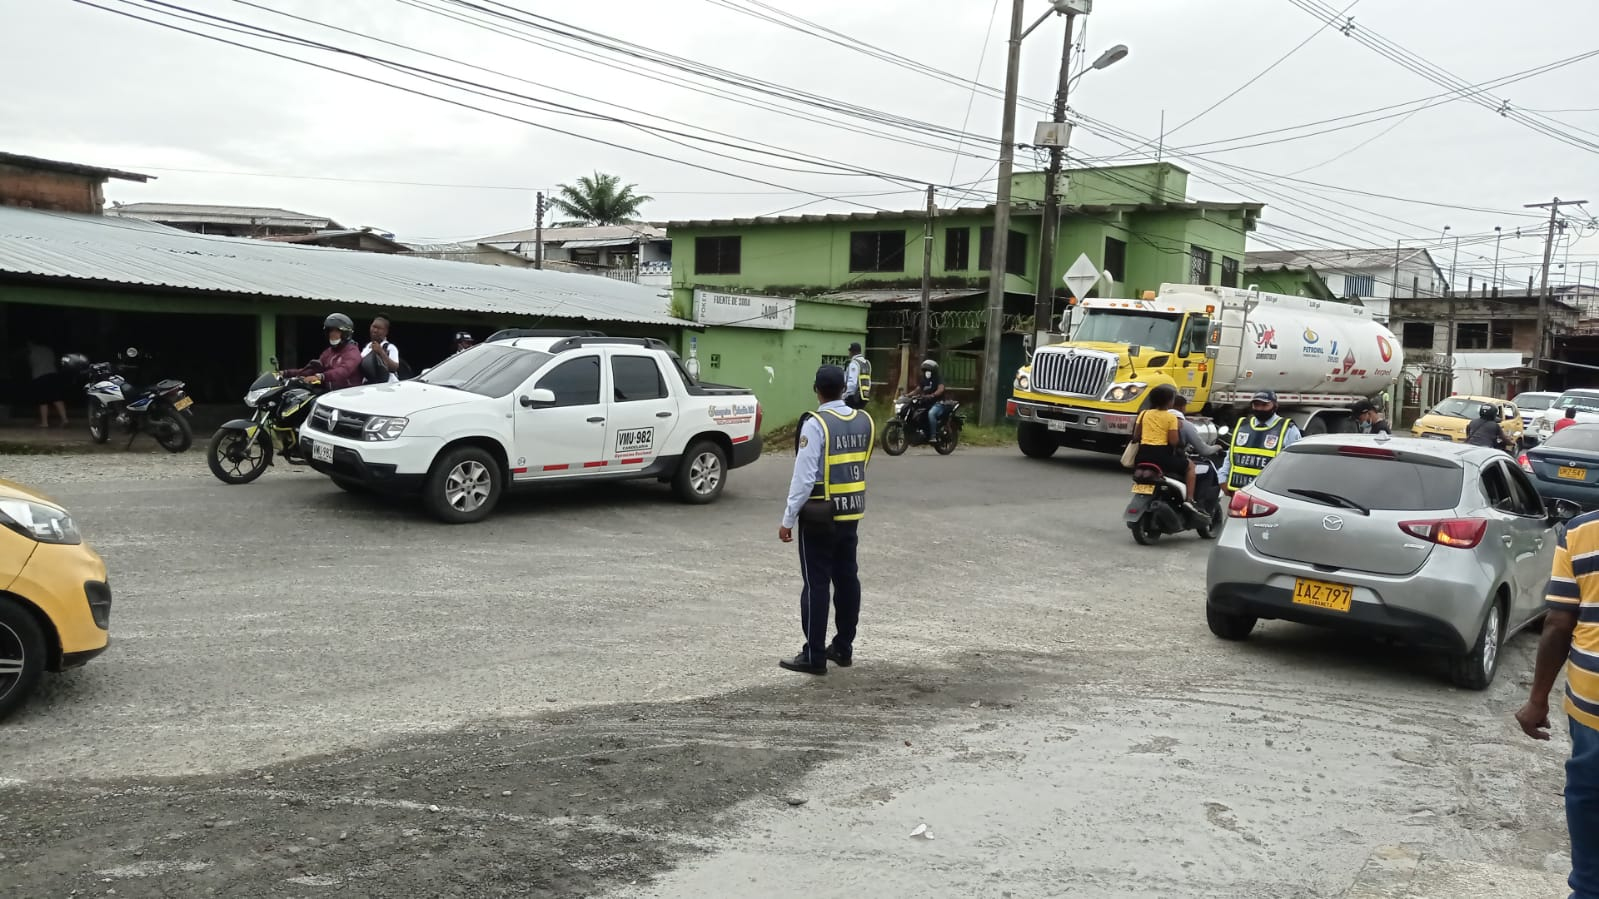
[
  {"left": 1547, "top": 512, "right": 1599, "bottom": 730},
  {"left": 1138, "top": 408, "right": 1179, "bottom": 446}
]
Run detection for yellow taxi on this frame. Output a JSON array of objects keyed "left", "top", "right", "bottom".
[
  {"left": 0, "top": 479, "right": 109, "bottom": 721},
  {"left": 1410, "top": 395, "right": 1524, "bottom": 445}
]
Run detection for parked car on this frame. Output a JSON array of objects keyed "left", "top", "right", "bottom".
[
  {"left": 1520, "top": 423, "right": 1599, "bottom": 510},
  {"left": 1206, "top": 434, "right": 1577, "bottom": 689},
  {"left": 1532, "top": 388, "right": 1599, "bottom": 443},
  {"left": 0, "top": 479, "right": 111, "bottom": 721},
  {"left": 300, "top": 334, "right": 763, "bottom": 523},
  {"left": 1513, "top": 391, "right": 1560, "bottom": 433},
  {"left": 1410, "top": 395, "right": 1523, "bottom": 446}
]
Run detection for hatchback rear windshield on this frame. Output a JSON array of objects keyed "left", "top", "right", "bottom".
[
  {"left": 1253, "top": 449, "right": 1463, "bottom": 511},
  {"left": 1541, "top": 427, "right": 1599, "bottom": 453}
]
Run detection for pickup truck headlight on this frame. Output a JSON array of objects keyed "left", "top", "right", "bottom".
[
  {"left": 363, "top": 416, "right": 409, "bottom": 441},
  {"left": 0, "top": 498, "right": 82, "bottom": 545},
  {"left": 1103, "top": 382, "right": 1149, "bottom": 403},
  {"left": 1014, "top": 372, "right": 1031, "bottom": 392}
]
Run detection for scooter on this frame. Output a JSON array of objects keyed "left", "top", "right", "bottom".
[{"left": 1125, "top": 450, "right": 1224, "bottom": 545}]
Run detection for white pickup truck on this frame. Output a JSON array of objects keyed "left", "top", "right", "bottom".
[{"left": 299, "top": 333, "right": 763, "bottom": 523}]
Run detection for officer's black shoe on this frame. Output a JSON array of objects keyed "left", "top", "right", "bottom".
[
  {"left": 779, "top": 654, "right": 827, "bottom": 676},
  {"left": 825, "top": 646, "right": 853, "bottom": 667}
]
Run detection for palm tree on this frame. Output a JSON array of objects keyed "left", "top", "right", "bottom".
[{"left": 550, "top": 172, "right": 652, "bottom": 226}]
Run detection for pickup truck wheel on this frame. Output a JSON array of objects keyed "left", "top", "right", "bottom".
[
  {"left": 424, "top": 447, "right": 502, "bottom": 523},
  {"left": 0, "top": 598, "right": 46, "bottom": 722},
  {"left": 1017, "top": 422, "right": 1058, "bottom": 459},
  {"left": 674, "top": 441, "right": 726, "bottom": 504}
]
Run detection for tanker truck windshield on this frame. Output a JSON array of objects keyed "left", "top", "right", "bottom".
[{"left": 1072, "top": 310, "right": 1182, "bottom": 351}]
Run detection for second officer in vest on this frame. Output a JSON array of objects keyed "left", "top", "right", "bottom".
[
  {"left": 777, "top": 364, "right": 876, "bottom": 675},
  {"left": 1218, "top": 390, "right": 1302, "bottom": 493}
]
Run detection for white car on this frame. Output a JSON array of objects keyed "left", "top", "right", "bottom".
[
  {"left": 1533, "top": 389, "right": 1599, "bottom": 443},
  {"left": 300, "top": 333, "right": 763, "bottom": 523},
  {"left": 1513, "top": 391, "right": 1559, "bottom": 431}
]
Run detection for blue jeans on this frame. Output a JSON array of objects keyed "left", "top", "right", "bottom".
[
  {"left": 926, "top": 402, "right": 945, "bottom": 441},
  {"left": 1570, "top": 716, "right": 1599, "bottom": 899}
]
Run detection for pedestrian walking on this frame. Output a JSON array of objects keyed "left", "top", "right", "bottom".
[
  {"left": 1516, "top": 508, "right": 1599, "bottom": 898},
  {"left": 777, "top": 364, "right": 875, "bottom": 675},
  {"left": 27, "top": 339, "right": 68, "bottom": 428}
]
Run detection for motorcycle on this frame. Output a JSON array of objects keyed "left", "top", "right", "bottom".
[
  {"left": 76, "top": 348, "right": 193, "bottom": 452},
  {"left": 205, "top": 362, "right": 326, "bottom": 484},
  {"left": 1125, "top": 449, "right": 1224, "bottom": 545},
  {"left": 882, "top": 396, "right": 963, "bottom": 456}
]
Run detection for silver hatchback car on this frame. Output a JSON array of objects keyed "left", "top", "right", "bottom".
[{"left": 1206, "top": 434, "right": 1577, "bottom": 689}]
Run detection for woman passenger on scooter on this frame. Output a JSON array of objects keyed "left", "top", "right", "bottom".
[{"left": 1131, "top": 385, "right": 1200, "bottom": 515}]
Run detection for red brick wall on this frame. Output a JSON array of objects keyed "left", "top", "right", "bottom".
[{"left": 0, "top": 165, "right": 105, "bottom": 214}]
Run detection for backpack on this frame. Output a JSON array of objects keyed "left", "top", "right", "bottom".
[{"left": 361, "top": 347, "right": 414, "bottom": 384}]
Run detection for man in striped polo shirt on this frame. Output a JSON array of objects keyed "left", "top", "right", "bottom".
[{"left": 1517, "top": 510, "right": 1599, "bottom": 898}]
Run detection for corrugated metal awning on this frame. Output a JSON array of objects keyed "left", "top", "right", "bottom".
[
  {"left": 0, "top": 207, "right": 689, "bottom": 327},
  {"left": 560, "top": 238, "right": 638, "bottom": 249}
]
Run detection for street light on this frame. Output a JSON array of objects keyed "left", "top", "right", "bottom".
[{"left": 1088, "top": 43, "right": 1130, "bottom": 70}]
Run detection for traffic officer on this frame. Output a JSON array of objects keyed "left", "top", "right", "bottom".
[
  {"left": 844, "top": 341, "right": 872, "bottom": 409},
  {"left": 777, "top": 364, "right": 876, "bottom": 675},
  {"left": 1218, "top": 390, "right": 1301, "bottom": 493}
]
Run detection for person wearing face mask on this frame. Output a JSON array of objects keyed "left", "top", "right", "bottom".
[
  {"left": 1217, "top": 390, "right": 1302, "bottom": 493},
  {"left": 281, "top": 312, "right": 363, "bottom": 391}
]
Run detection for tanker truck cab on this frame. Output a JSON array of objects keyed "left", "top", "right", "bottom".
[{"left": 1009, "top": 284, "right": 1402, "bottom": 460}]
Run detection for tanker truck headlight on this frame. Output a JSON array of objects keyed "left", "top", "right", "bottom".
[
  {"left": 1015, "top": 372, "right": 1031, "bottom": 392},
  {"left": 1105, "top": 382, "right": 1149, "bottom": 403}
]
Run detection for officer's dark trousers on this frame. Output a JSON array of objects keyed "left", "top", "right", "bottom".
[{"left": 796, "top": 519, "right": 861, "bottom": 664}]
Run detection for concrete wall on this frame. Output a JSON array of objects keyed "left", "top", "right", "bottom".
[{"left": 0, "top": 165, "right": 104, "bottom": 214}]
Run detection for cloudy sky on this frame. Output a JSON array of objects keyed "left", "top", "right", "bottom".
[{"left": 6, "top": 0, "right": 1599, "bottom": 287}]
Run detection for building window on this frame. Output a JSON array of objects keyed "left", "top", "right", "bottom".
[
  {"left": 1220, "top": 256, "right": 1240, "bottom": 288},
  {"left": 1402, "top": 322, "right": 1435, "bottom": 348},
  {"left": 979, "top": 227, "right": 1028, "bottom": 276},
  {"left": 1103, "top": 237, "right": 1127, "bottom": 283},
  {"left": 1456, "top": 322, "right": 1489, "bottom": 350},
  {"left": 944, "top": 227, "right": 970, "bottom": 271},
  {"left": 1491, "top": 320, "right": 1514, "bottom": 349},
  {"left": 849, "top": 230, "right": 907, "bottom": 273},
  {"left": 1345, "top": 274, "right": 1376, "bottom": 297},
  {"left": 1189, "top": 246, "right": 1213, "bottom": 285},
  {"left": 693, "top": 236, "right": 741, "bottom": 275}
]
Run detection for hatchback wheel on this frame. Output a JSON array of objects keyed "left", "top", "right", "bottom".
[
  {"left": 1206, "top": 603, "right": 1257, "bottom": 641},
  {"left": 0, "top": 599, "right": 47, "bottom": 722},
  {"left": 1450, "top": 599, "right": 1504, "bottom": 690}
]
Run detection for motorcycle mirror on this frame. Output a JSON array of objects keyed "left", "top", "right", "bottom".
[
  {"left": 269, "top": 356, "right": 279, "bottom": 369},
  {"left": 1217, "top": 425, "right": 1231, "bottom": 438},
  {"left": 124, "top": 347, "right": 139, "bottom": 359}
]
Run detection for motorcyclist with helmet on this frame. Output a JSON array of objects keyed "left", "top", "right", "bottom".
[
  {"left": 911, "top": 359, "right": 947, "bottom": 443},
  {"left": 1466, "top": 402, "right": 1510, "bottom": 450},
  {"left": 281, "top": 313, "right": 363, "bottom": 390}
]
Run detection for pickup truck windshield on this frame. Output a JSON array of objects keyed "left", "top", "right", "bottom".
[
  {"left": 416, "top": 345, "right": 553, "bottom": 397},
  {"left": 1072, "top": 310, "right": 1181, "bottom": 351},
  {"left": 1557, "top": 392, "right": 1599, "bottom": 413}
]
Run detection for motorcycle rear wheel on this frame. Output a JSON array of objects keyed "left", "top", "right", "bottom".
[
  {"left": 86, "top": 404, "right": 110, "bottom": 444},
  {"left": 207, "top": 428, "right": 272, "bottom": 484},
  {"left": 935, "top": 425, "right": 959, "bottom": 455},
  {"left": 1130, "top": 513, "right": 1161, "bottom": 545},
  {"left": 151, "top": 408, "right": 193, "bottom": 453},
  {"left": 882, "top": 420, "right": 908, "bottom": 456}
]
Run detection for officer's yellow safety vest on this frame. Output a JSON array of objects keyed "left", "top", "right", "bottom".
[
  {"left": 1227, "top": 416, "right": 1293, "bottom": 491},
  {"left": 806, "top": 407, "right": 875, "bottom": 521}
]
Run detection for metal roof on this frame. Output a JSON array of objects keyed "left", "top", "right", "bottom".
[
  {"left": 1246, "top": 247, "right": 1440, "bottom": 273},
  {"left": 0, "top": 206, "right": 689, "bottom": 327},
  {"left": 477, "top": 223, "right": 667, "bottom": 244},
  {"left": 561, "top": 237, "right": 638, "bottom": 250},
  {"left": 0, "top": 152, "right": 152, "bottom": 183},
  {"left": 823, "top": 288, "right": 986, "bottom": 305},
  {"left": 109, "top": 203, "right": 341, "bottom": 229}
]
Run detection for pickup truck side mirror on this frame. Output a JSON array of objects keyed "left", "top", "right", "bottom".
[{"left": 519, "top": 387, "right": 557, "bottom": 409}]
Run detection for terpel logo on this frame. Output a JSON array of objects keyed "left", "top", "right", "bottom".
[{"left": 1376, "top": 335, "right": 1394, "bottom": 362}]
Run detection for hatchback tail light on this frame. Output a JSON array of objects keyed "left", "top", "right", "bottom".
[
  {"left": 1228, "top": 491, "right": 1278, "bottom": 519},
  {"left": 1518, "top": 453, "right": 1532, "bottom": 473},
  {"left": 1398, "top": 518, "right": 1488, "bottom": 549}
]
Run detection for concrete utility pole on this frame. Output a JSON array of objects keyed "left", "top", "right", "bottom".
[
  {"left": 1528, "top": 197, "right": 1587, "bottom": 375},
  {"left": 534, "top": 191, "right": 546, "bottom": 270},
  {"left": 1445, "top": 229, "right": 1460, "bottom": 362},
  {"left": 1032, "top": 13, "right": 1076, "bottom": 354},
  {"left": 978, "top": 0, "right": 1027, "bottom": 428},
  {"left": 918, "top": 185, "right": 936, "bottom": 360}
]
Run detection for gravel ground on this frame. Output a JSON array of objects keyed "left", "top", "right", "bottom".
[{"left": 0, "top": 446, "right": 1576, "bottom": 897}]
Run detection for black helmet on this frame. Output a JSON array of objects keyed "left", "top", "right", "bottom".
[
  {"left": 323, "top": 313, "right": 355, "bottom": 334},
  {"left": 454, "top": 331, "right": 474, "bottom": 342},
  {"left": 1479, "top": 403, "right": 1498, "bottom": 420}
]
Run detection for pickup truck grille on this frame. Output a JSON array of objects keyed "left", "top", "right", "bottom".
[
  {"left": 308, "top": 405, "right": 368, "bottom": 439},
  {"left": 1032, "top": 350, "right": 1115, "bottom": 398}
]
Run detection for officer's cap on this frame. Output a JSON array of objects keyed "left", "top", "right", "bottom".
[
  {"left": 814, "top": 364, "right": 847, "bottom": 392},
  {"left": 1251, "top": 390, "right": 1278, "bottom": 404}
]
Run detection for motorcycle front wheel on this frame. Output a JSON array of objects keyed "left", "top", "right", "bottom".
[
  {"left": 86, "top": 403, "right": 110, "bottom": 444},
  {"left": 151, "top": 408, "right": 193, "bottom": 453},
  {"left": 882, "top": 419, "right": 908, "bottom": 456},
  {"left": 207, "top": 428, "right": 272, "bottom": 484}
]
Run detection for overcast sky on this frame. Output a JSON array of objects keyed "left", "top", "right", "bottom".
[{"left": 5, "top": 0, "right": 1599, "bottom": 287}]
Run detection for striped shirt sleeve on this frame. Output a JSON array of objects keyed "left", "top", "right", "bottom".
[{"left": 1547, "top": 523, "right": 1580, "bottom": 609}]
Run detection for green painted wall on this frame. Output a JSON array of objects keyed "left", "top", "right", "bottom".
[
  {"left": 1244, "top": 268, "right": 1337, "bottom": 300},
  {"left": 1014, "top": 162, "right": 1191, "bottom": 206}
]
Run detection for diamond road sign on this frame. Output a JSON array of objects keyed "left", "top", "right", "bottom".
[{"left": 1063, "top": 253, "right": 1101, "bottom": 300}]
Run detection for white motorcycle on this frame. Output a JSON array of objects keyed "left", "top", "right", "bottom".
[{"left": 75, "top": 348, "right": 194, "bottom": 452}]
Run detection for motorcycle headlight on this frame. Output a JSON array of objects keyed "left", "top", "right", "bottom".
[
  {"left": 1103, "top": 382, "right": 1149, "bottom": 403},
  {"left": 0, "top": 498, "right": 82, "bottom": 545},
  {"left": 363, "top": 416, "right": 409, "bottom": 441},
  {"left": 1014, "top": 372, "right": 1031, "bottom": 392},
  {"left": 243, "top": 388, "right": 270, "bottom": 408}
]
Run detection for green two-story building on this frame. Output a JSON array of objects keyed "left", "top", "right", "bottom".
[{"left": 668, "top": 163, "right": 1263, "bottom": 413}]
